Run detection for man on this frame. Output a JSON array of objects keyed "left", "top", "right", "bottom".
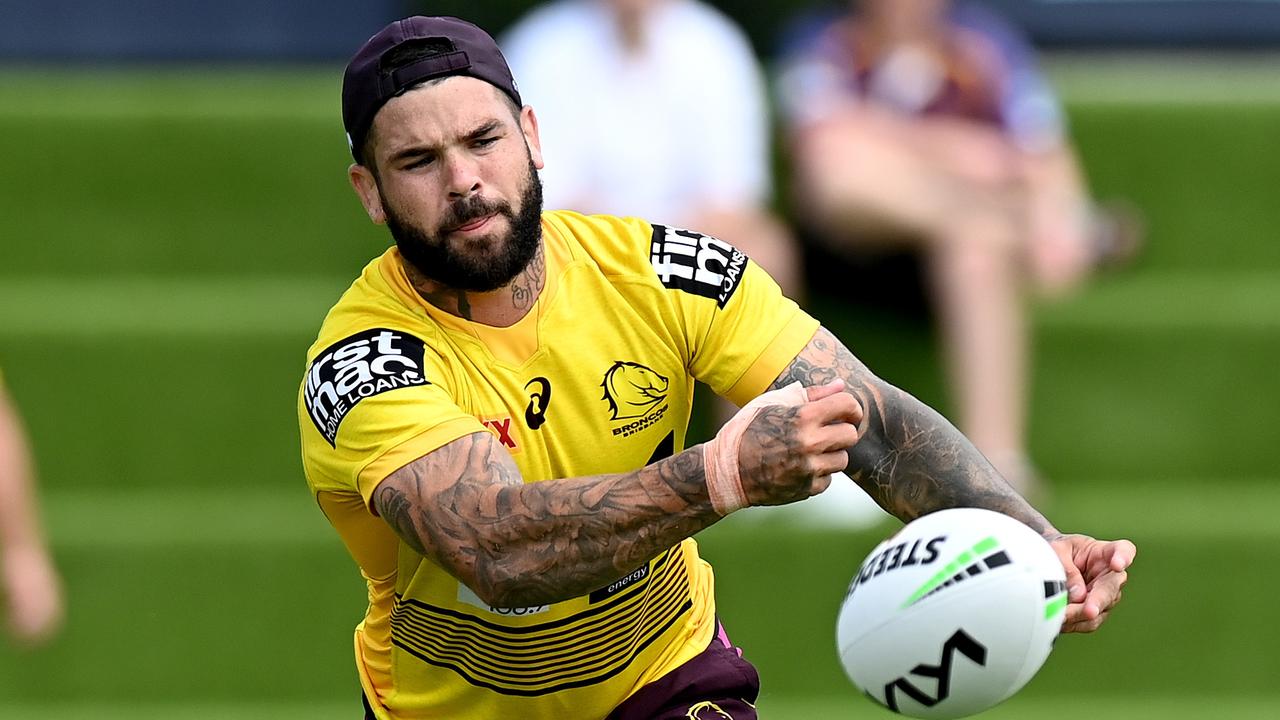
[
  {"left": 778, "top": 0, "right": 1140, "bottom": 496},
  {"left": 298, "top": 16, "right": 1134, "bottom": 719},
  {"left": 0, "top": 372, "right": 63, "bottom": 647}
]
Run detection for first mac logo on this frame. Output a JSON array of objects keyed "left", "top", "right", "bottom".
[{"left": 305, "top": 328, "right": 428, "bottom": 446}]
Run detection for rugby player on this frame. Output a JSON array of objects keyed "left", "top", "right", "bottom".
[{"left": 298, "top": 16, "right": 1135, "bottom": 719}]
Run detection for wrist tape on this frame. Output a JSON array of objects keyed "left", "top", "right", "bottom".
[{"left": 702, "top": 382, "right": 808, "bottom": 515}]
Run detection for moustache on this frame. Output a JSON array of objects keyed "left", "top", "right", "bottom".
[{"left": 441, "top": 195, "right": 511, "bottom": 234}]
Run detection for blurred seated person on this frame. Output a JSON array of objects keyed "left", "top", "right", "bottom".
[
  {"left": 777, "top": 0, "right": 1139, "bottom": 495},
  {"left": 0, "top": 372, "right": 63, "bottom": 647},
  {"left": 501, "top": 0, "right": 801, "bottom": 298}
]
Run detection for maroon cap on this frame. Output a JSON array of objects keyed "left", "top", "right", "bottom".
[{"left": 341, "top": 16, "right": 522, "bottom": 164}]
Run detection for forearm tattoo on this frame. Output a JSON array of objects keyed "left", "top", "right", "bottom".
[
  {"left": 373, "top": 431, "right": 718, "bottom": 607},
  {"left": 769, "top": 327, "right": 1055, "bottom": 536}
]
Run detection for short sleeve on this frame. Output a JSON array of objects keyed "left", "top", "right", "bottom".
[
  {"left": 299, "top": 327, "right": 487, "bottom": 508},
  {"left": 647, "top": 224, "right": 819, "bottom": 406}
]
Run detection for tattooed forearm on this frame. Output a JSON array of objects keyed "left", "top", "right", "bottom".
[
  {"left": 375, "top": 485, "right": 429, "bottom": 557},
  {"left": 770, "top": 327, "right": 1056, "bottom": 537},
  {"left": 373, "top": 431, "right": 718, "bottom": 608}
]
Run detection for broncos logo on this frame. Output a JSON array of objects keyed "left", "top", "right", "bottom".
[{"left": 600, "top": 361, "right": 669, "bottom": 421}]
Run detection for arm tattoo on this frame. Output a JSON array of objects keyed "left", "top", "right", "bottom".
[
  {"left": 375, "top": 485, "right": 428, "bottom": 557},
  {"left": 769, "top": 327, "right": 1056, "bottom": 536},
  {"left": 373, "top": 431, "right": 719, "bottom": 607}
]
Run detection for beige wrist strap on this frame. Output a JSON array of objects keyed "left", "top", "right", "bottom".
[{"left": 702, "top": 382, "right": 808, "bottom": 515}]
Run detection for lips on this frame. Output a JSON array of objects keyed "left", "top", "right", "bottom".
[{"left": 450, "top": 213, "right": 494, "bottom": 234}]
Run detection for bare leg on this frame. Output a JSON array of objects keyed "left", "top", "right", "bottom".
[{"left": 790, "top": 112, "right": 1041, "bottom": 492}]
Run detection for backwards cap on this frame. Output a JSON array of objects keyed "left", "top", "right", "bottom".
[{"left": 341, "top": 16, "right": 521, "bottom": 164}]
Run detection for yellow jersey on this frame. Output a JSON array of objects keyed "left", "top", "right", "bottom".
[{"left": 298, "top": 211, "right": 819, "bottom": 719}]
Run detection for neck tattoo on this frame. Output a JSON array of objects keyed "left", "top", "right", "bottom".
[{"left": 403, "top": 242, "right": 546, "bottom": 323}]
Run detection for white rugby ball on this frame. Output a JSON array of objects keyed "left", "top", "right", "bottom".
[{"left": 836, "top": 508, "right": 1067, "bottom": 719}]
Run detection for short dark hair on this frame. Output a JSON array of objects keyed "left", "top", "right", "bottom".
[
  {"left": 360, "top": 39, "right": 455, "bottom": 170},
  {"left": 342, "top": 16, "right": 522, "bottom": 165}
]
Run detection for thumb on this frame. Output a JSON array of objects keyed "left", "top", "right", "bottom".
[
  {"left": 1054, "top": 540, "right": 1087, "bottom": 603},
  {"left": 804, "top": 378, "right": 846, "bottom": 402}
]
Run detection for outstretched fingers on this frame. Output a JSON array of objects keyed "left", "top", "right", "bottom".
[
  {"left": 1062, "top": 609, "right": 1110, "bottom": 634},
  {"left": 1057, "top": 536, "right": 1137, "bottom": 634},
  {"left": 1098, "top": 539, "right": 1138, "bottom": 574},
  {"left": 1062, "top": 567, "right": 1128, "bottom": 632}
]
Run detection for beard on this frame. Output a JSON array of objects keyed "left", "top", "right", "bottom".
[{"left": 383, "top": 156, "right": 544, "bottom": 292}]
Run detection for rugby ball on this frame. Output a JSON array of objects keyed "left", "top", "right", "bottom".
[{"left": 836, "top": 508, "right": 1067, "bottom": 719}]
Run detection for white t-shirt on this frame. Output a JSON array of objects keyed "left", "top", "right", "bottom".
[{"left": 501, "top": 0, "right": 772, "bottom": 224}]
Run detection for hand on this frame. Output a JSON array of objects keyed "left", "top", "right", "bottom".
[
  {"left": 1029, "top": 220, "right": 1092, "bottom": 295},
  {"left": 3, "top": 545, "right": 64, "bottom": 647},
  {"left": 736, "top": 379, "right": 863, "bottom": 507},
  {"left": 1047, "top": 534, "right": 1136, "bottom": 633}
]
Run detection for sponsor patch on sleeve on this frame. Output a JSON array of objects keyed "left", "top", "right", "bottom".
[
  {"left": 303, "top": 328, "right": 430, "bottom": 447},
  {"left": 648, "top": 225, "right": 748, "bottom": 308}
]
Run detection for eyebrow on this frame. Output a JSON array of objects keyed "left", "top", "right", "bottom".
[
  {"left": 386, "top": 119, "right": 506, "bottom": 167},
  {"left": 466, "top": 119, "right": 504, "bottom": 142}
]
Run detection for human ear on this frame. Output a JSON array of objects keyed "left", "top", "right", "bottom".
[
  {"left": 520, "top": 106, "right": 545, "bottom": 170},
  {"left": 348, "top": 163, "right": 387, "bottom": 225}
]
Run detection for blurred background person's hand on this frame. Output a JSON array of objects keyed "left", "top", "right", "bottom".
[{"left": 0, "top": 378, "right": 64, "bottom": 648}]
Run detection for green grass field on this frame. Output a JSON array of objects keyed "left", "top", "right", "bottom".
[{"left": 1, "top": 59, "right": 1278, "bottom": 716}]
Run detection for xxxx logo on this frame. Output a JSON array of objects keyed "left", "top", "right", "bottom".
[
  {"left": 480, "top": 417, "right": 518, "bottom": 450},
  {"left": 883, "top": 629, "right": 987, "bottom": 712}
]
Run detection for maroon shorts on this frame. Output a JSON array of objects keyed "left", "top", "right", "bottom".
[
  {"left": 362, "top": 622, "right": 760, "bottom": 720},
  {"left": 605, "top": 622, "right": 760, "bottom": 720}
]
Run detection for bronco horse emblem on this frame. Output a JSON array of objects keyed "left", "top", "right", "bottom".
[{"left": 600, "top": 361, "right": 669, "bottom": 421}]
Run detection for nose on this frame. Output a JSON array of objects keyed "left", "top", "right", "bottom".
[{"left": 444, "top": 152, "right": 482, "bottom": 199}]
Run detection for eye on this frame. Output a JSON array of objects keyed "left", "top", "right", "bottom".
[
  {"left": 405, "top": 155, "right": 435, "bottom": 170},
  {"left": 473, "top": 136, "right": 499, "bottom": 148}
]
